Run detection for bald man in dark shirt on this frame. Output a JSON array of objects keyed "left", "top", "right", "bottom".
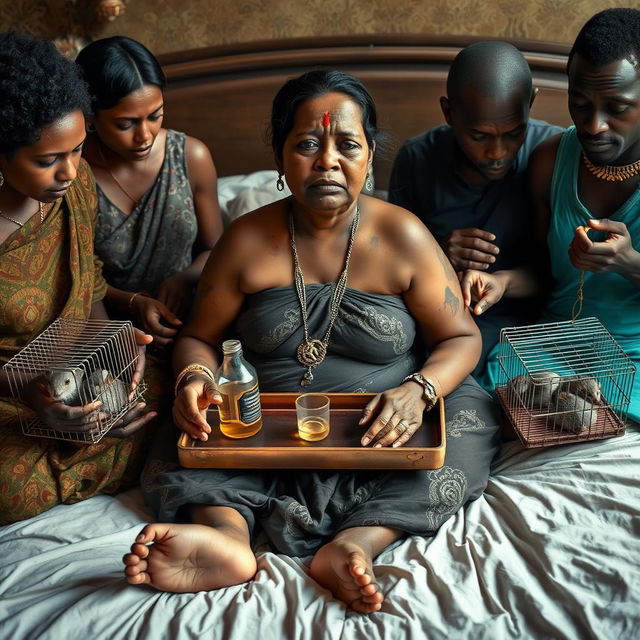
[{"left": 389, "top": 41, "right": 563, "bottom": 377}]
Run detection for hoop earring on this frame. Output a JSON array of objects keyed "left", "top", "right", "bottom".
[
  {"left": 276, "top": 174, "right": 285, "bottom": 192},
  {"left": 365, "top": 173, "right": 373, "bottom": 192},
  {"left": 0, "top": 170, "right": 4, "bottom": 188}
]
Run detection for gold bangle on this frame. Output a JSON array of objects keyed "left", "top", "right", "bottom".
[{"left": 174, "top": 363, "right": 216, "bottom": 396}]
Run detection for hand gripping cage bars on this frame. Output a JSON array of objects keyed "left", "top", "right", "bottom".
[{"left": 4, "top": 318, "right": 146, "bottom": 443}]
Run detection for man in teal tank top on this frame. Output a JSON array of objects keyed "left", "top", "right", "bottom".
[{"left": 459, "top": 8, "right": 640, "bottom": 424}]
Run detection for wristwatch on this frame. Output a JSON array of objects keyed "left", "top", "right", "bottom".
[{"left": 402, "top": 373, "right": 438, "bottom": 410}]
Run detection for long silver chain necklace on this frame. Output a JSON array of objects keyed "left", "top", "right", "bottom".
[
  {"left": 289, "top": 205, "right": 360, "bottom": 386},
  {"left": 0, "top": 201, "right": 45, "bottom": 227}
]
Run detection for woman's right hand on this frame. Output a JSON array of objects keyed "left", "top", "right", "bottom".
[
  {"left": 23, "top": 372, "right": 157, "bottom": 439},
  {"left": 172, "top": 375, "right": 222, "bottom": 441},
  {"left": 132, "top": 295, "right": 183, "bottom": 347},
  {"left": 458, "top": 269, "right": 508, "bottom": 315}
]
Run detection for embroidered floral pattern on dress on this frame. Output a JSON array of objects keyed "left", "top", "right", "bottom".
[
  {"left": 340, "top": 480, "right": 376, "bottom": 514},
  {"left": 447, "top": 409, "right": 486, "bottom": 438},
  {"left": 285, "top": 499, "right": 315, "bottom": 536},
  {"left": 255, "top": 307, "right": 301, "bottom": 351},
  {"left": 425, "top": 466, "right": 467, "bottom": 530},
  {"left": 337, "top": 306, "right": 408, "bottom": 354}
]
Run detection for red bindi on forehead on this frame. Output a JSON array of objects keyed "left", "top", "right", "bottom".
[{"left": 322, "top": 112, "right": 331, "bottom": 127}]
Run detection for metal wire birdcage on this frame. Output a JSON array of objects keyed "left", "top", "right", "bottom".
[
  {"left": 495, "top": 317, "right": 635, "bottom": 448},
  {"left": 4, "top": 318, "right": 146, "bottom": 443}
]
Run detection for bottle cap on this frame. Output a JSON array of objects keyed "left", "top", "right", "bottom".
[{"left": 222, "top": 339, "right": 242, "bottom": 355}]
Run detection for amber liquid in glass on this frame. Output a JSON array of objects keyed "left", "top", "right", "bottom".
[{"left": 298, "top": 416, "right": 329, "bottom": 441}]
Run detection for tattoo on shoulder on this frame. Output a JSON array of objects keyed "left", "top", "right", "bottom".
[
  {"left": 444, "top": 286, "right": 460, "bottom": 315},
  {"left": 437, "top": 247, "right": 456, "bottom": 281}
]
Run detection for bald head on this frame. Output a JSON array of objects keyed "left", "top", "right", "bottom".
[{"left": 447, "top": 41, "right": 533, "bottom": 105}]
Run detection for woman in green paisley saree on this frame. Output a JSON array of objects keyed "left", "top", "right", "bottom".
[{"left": 0, "top": 32, "right": 158, "bottom": 525}]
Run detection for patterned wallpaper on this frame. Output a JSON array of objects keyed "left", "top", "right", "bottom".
[{"left": 0, "top": 0, "right": 633, "bottom": 54}]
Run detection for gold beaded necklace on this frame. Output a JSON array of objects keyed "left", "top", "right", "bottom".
[
  {"left": 0, "top": 201, "right": 45, "bottom": 227},
  {"left": 582, "top": 152, "right": 640, "bottom": 182}
]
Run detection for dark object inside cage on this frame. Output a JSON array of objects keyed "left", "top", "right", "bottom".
[{"left": 495, "top": 318, "right": 635, "bottom": 448}]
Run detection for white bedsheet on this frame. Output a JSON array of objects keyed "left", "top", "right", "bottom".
[{"left": 1, "top": 425, "right": 639, "bottom": 640}]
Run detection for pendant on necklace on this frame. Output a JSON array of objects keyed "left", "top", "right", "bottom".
[
  {"left": 300, "top": 368, "right": 314, "bottom": 386},
  {"left": 297, "top": 339, "right": 327, "bottom": 366}
]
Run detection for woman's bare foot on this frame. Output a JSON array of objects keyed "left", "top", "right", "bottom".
[
  {"left": 309, "top": 539, "right": 384, "bottom": 613},
  {"left": 123, "top": 522, "right": 257, "bottom": 593}
]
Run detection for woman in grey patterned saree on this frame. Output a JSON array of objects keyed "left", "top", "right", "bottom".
[{"left": 124, "top": 70, "right": 501, "bottom": 613}]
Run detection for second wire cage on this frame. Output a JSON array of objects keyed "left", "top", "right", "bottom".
[{"left": 495, "top": 317, "right": 635, "bottom": 448}]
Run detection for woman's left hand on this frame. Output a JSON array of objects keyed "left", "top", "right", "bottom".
[
  {"left": 157, "top": 272, "right": 192, "bottom": 319},
  {"left": 359, "top": 383, "right": 427, "bottom": 448}
]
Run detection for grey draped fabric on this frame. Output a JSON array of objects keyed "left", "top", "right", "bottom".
[
  {"left": 143, "top": 286, "right": 501, "bottom": 556},
  {"left": 94, "top": 129, "right": 197, "bottom": 296}
]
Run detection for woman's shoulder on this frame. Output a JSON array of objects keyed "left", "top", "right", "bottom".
[{"left": 365, "top": 195, "right": 436, "bottom": 250}]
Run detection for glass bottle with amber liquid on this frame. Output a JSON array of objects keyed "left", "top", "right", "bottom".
[{"left": 216, "top": 339, "right": 263, "bottom": 438}]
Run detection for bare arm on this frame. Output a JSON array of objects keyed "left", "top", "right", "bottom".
[
  {"left": 360, "top": 209, "right": 481, "bottom": 447},
  {"left": 171, "top": 218, "right": 252, "bottom": 440}
]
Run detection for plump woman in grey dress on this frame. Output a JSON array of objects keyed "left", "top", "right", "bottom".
[{"left": 124, "top": 70, "right": 501, "bottom": 613}]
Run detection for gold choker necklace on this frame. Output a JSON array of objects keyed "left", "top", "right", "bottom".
[{"left": 582, "top": 153, "right": 640, "bottom": 182}]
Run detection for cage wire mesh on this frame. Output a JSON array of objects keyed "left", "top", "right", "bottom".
[
  {"left": 495, "top": 317, "right": 635, "bottom": 448},
  {"left": 4, "top": 318, "right": 146, "bottom": 443}
]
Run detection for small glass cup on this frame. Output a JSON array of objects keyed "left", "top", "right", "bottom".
[{"left": 295, "top": 394, "right": 330, "bottom": 442}]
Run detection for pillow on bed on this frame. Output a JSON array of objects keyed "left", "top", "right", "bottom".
[{"left": 217, "top": 170, "right": 290, "bottom": 227}]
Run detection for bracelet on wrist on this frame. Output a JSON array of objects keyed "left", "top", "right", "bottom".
[
  {"left": 174, "top": 363, "right": 216, "bottom": 397},
  {"left": 402, "top": 373, "right": 438, "bottom": 410},
  {"left": 128, "top": 290, "right": 150, "bottom": 315}
]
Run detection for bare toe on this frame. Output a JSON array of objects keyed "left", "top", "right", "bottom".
[{"left": 309, "top": 541, "right": 384, "bottom": 612}]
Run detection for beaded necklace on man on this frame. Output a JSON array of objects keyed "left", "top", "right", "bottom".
[
  {"left": 582, "top": 152, "right": 640, "bottom": 182},
  {"left": 289, "top": 206, "right": 360, "bottom": 386}
]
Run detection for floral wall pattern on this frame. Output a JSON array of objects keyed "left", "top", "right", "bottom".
[{"left": 0, "top": 0, "right": 632, "bottom": 54}]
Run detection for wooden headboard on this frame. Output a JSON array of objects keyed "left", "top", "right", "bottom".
[{"left": 158, "top": 35, "right": 571, "bottom": 187}]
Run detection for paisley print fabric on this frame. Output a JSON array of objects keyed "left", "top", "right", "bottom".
[
  {"left": 0, "top": 161, "right": 167, "bottom": 525},
  {"left": 94, "top": 130, "right": 197, "bottom": 296}
]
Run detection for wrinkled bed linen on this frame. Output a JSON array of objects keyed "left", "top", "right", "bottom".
[{"left": 1, "top": 424, "right": 639, "bottom": 640}]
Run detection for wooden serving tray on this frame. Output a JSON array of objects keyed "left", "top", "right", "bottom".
[{"left": 177, "top": 393, "right": 446, "bottom": 470}]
